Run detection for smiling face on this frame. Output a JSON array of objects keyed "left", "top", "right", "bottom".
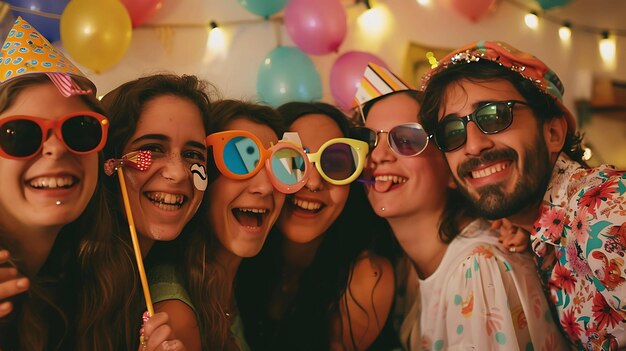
[
  {"left": 207, "top": 117, "right": 285, "bottom": 260},
  {"left": 277, "top": 114, "right": 350, "bottom": 244},
  {"left": 438, "top": 79, "right": 552, "bottom": 219},
  {"left": 365, "top": 93, "right": 450, "bottom": 219},
  {"left": 0, "top": 82, "right": 99, "bottom": 235},
  {"left": 121, "top": 95, "right": 207, "bottom": 245}
]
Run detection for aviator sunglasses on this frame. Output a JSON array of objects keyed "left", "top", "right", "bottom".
[
  {"left": 350, "top": 122, "right": 431, "bottom": 157},
  {"left": 205, "top": 130, "right": 368, "bottom": 193},
  {"left": 0, "top": 111, "right": 109, "bottom": 160},
  {"left": 433, "top": 100, "right": 531, "bottom": 152}
]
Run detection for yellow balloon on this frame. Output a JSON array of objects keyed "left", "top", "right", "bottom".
[{"left": 61, "top": 0, "right": 132, "bottom": 73}]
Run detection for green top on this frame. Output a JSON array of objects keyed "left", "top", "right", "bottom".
[
  {"left": 231, "top": 314, "right": 251, "bottom": 351},
  {"left": 148, "top": 264, "right": 195, "bottom": 313},
  {"left": 148, "top": 264, "right": 251, "bottom": 351}
]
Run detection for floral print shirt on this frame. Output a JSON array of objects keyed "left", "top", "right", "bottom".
[
  {"left": 416, "top": 219, "right": 567, "bottom": 351},
  {"left": 532, "top": 155, "right": 626, "bottom": 350}
]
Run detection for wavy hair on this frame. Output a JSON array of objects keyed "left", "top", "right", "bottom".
[
  {"left": 182, "top": 99, "right": 285, "bottom": 350},
  {"left": 0, "top": 74, "right": 112, "bottom": 351},
  {"left": 76, "top": 74, "right": 216, "bottom": 350},
  {"left": 236, "top": 101, "right": 399, "bottom": 350}
]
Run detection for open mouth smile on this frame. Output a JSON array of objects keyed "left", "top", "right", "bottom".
[{"left": 233, "top": 208, "right": 268, "bottom": 228}]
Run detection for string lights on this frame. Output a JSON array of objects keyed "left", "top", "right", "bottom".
[
  {"left": 503, "top": 0, "right": 622, "bottom": 64},
  {"left": 7, "top": 1, "right": 623, "bottom": 63}
]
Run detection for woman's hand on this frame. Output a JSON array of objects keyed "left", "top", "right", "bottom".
[
  {"left": 0, "top": 250, "right": 29, "bottom": 318},
  {"left": 492, "top": 219, "right": 530, "bottom": 253},
  {"left": 140, "top": 311, "right": 187, "bottom": 351}
]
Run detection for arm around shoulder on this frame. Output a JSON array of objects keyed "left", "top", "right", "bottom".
[{"left": 331, "top": 252, "right": 395, "bottom": 351}]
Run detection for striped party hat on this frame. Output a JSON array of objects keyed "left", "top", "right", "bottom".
[
  {"left": 0, "top": 16, "right": 95, "bottom": 96},
  {"left": 353, "top": 62, "right": 415, "bottom": 109}
]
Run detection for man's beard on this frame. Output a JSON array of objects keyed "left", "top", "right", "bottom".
[{"left": 454, "top": 134, "right": 552, "bottom": 220}]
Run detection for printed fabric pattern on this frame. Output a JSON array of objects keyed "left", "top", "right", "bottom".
[
  {"left": 532, "top": 155, "right": 626, "bottom": 350},
  {"left": 418, "top": 219, "right": 567, "bottom": 350}
]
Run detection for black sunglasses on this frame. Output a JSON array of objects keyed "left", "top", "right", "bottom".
[
  {"left": 0, "top": 112, "right": 109, "bottom": 160},
  {"left": 433, "top": 100, "right": 531, "bottom": 152}
]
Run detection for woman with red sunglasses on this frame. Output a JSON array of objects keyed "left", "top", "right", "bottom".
[{"left": 0, "top": 18, "right": 113, "bottom": 351}]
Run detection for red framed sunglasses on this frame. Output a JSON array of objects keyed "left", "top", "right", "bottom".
[{"left": 0, "top": 111, "right": 109, "bottom": 160}]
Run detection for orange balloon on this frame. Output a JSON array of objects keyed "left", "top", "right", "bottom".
[{"left": 60, "top": 0, "right": 132, "bottom": 73}]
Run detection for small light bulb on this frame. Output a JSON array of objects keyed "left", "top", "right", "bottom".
[
  {"left": 559, "top": 23, "right": 571, "bottom": 41},
  {"left": 357, "top": 6, "right": 389, "bottom": 37},
  {"left": 599, "top": 32, "right": 616, "bottom": 66},
  {"left": 208, "top": 26, "right": 225, "bottom": 51},
  {"left": 525, "top": 12, "right": 538, "bottom": 29}
]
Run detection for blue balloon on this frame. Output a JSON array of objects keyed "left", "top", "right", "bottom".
[
  {"left": 535, "top": 0, "right": 571, "bottom": 10},
  {"left": 257, "top": 46, "right": 322, "bottom": 107},
  {"left": 7, "top": 0, "right": 69, "bottom": 42},
  {"left": 238, "top": 0, "right": 287, "bottom": 17}
]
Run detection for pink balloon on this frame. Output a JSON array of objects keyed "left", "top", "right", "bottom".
[
  {"left": 121, "top": 0, "right": 163, "bottom": 27},
  {"left": 284, "top": 0, "right": 347, "bottom": 55},
  {"left": 450, "top": 0, "right": 496, "bottom": 22},
  {"left": 330, "top": 51, "right": 387, "bottom": 111}
]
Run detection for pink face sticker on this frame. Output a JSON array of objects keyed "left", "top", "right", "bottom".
[{"left": 191, "top": 163, "right": 207, "bottom": 191}]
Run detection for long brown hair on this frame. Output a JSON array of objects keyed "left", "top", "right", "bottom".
[
  {"left": 236, "top": 101, "right": 399, "bottom": 350},
  {"left": 184, "top": 99, "right": 284, "bottom": 350},
  {"left": 76, "top": 74, "right": 217, "bottom": 350},
  {"left": 0, "top": 74, "right": 113, "bottom": 351}
]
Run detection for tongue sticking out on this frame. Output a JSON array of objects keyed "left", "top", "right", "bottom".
[
  {"left": 233, "top": 209, "right": 262, "bottom": 227},
  {"left": 374, "top": 179, "right": 394, "bottom": 193}
]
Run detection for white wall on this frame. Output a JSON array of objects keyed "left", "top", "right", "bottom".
[{"left": 83, "top": 0, "right": 625, "bottom": 115}]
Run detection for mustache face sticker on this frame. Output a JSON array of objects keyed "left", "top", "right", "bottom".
[{"left": 191, "top": 163, "right": 208, "bottom": 191}]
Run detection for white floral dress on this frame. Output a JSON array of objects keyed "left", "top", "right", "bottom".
[{"left": 415, "top": 219, "right": 567, "bottom": 351}]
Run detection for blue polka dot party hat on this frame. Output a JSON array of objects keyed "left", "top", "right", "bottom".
[{"left": 0, "top": 16, "right": 94, "bottom": 96}]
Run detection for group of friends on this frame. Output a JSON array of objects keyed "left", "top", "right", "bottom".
[{"left": 1, "top": 17, "right": 625, "bottom": 351}]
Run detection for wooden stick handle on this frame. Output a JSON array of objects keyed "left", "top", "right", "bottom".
[{"left": 117, "top": 167, "right": 154, "bottom": 316}]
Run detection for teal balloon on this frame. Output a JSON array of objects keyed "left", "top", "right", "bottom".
[
  {"left": 257, "top": 46, "right": 322, "bottom": 107},
  {"left": 238, "top": 0, "right": 287, "bottom": 17},
  {"left": 535, "top": 0, "right": 571, "bottom": 10}
]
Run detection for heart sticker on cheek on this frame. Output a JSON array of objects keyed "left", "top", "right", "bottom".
[{"left": 191, "top": 163, "right": 208, "bottom": 191}]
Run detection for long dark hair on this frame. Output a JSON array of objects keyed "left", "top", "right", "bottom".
[
  {"left": 236, "top": 101, "right": 398, "bottom": 350},
  {"left": 183, "top": 99, "right": 285, "bottom": 350},
  {"left": 0, "top": 74, "right": 113, "bottom": 351},
  {"left": 76, "top": 74, "right": 216, "bottom": 350}
]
